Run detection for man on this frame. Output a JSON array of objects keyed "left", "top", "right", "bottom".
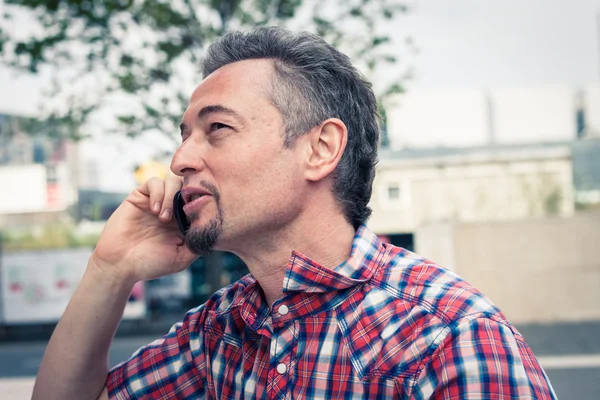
[{"left": 33, "top": 27, "right": 556, "bottom": 399}]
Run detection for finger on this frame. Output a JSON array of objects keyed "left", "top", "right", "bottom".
[
  {"left": 159, "top": 173, "right": 183, "bottom": 222},
  {"left": 140, "top": 177, "right": 165, "bottom": 215}
]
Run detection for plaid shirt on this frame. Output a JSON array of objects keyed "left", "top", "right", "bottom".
[{"left": 107, "top": 225, "right": 557, "bottom": 399}]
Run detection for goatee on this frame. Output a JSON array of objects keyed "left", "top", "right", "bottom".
[
  {"left": 183, "top": 181, "right": 223, "bottom": 256},
  {"left": 184, "top": 213, "right": 222, "bottom": 256}
]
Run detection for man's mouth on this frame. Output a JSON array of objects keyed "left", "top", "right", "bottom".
[
  {"left": 181, "top": 187, "right": 212, "bottom": 204},
  {"left": 181, "top": 186, "right": 213, "bottom": 216}
]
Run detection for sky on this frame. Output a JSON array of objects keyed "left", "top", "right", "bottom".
[
  {"left": 398, "top": 0, "right": 600, "bottom": 89},
  {"left": 2, "top": 0, "right": 600, "bottom": 191}
]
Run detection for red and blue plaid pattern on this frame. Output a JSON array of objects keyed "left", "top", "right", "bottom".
[{"left": 107, "top": 225, "right": 557, "bottom": 399}]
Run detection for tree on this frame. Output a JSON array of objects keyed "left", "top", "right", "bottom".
[{"left": 0, "top": 0, "right": 412, "bottom": 148}]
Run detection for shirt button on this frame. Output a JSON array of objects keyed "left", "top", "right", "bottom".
[
  {"left": 276, "top": 363, "right": 287, "bottom": 374},
  {"left": 277, "top": 304, "right": 289, "bottom": 316}
]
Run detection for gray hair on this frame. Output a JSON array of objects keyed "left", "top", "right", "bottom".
[{"left": 202, "top": 26, "right": 379, "bottom": 229}]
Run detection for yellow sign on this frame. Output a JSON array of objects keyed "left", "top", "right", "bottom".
[{"left": 134, "top": 161, "right": 168, "bottom": 185}]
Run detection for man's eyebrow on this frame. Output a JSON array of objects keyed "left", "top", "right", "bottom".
[{"left": 198, "top": 104, "right": 243, "bottom": 122}]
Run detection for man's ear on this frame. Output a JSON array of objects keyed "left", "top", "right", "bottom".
[{"left": 304, "top": 118, "right": 348, "bottom": 182}]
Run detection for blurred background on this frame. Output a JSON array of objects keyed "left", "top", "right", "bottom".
[{"left": 0, "top": 0, "right": 599, "bottom": 398}]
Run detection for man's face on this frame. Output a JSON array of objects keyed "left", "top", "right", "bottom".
[{"left": 171, "top": 59, "right": 305, "bottom": 255}]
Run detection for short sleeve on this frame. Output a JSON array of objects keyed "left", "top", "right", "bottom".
[
  {"left": 411, "top": 317, "right": 558, "bottom": 399},
  {"left": 106, "top": 306, "right": 207, "bottom": 400}
]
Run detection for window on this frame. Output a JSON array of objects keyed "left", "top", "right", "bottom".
[
  {"left": 388, "top": 185, "right": 400, "bottom": 200},
  {"left": 378, "top": 180, "right": 412, "bottom": 210}
]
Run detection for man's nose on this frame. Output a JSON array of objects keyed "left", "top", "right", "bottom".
[{"left": 170, "top": 138, "right": 207, "bottom": 177}]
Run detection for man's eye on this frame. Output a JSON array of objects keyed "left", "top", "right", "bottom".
[{"left": 210, "top": 122, "right": 229, "bottom": 132}]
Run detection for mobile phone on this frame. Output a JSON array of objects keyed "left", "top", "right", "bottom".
[{"left": 173, "top": 190, "right": 190, "bottom": 235}]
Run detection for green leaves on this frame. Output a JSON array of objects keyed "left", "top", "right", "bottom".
[
  {"left": 372, "top": 36, "right": 390, "bottom": 47},
  {"left": 0, "top": 0, "right": 411, "bottom": 146},
  {"left": 0, "top": 29, "right": 5, "bottom": 53},
  {"left": 157, "top": 40, "right": 187, "bottom": 62},
  {"left": 133, "top": 0, "right": 189, "bottom": 29},
  {"left": 119, "top": 54, "right": 134, "bottom": 67},
  {"left": 118, "top": 71, "right": 142, "bottom": 93}
]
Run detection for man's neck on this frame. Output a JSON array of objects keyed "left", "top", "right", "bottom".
[{"left": 234, "top": 211, "right": 357, "bottom": 306}]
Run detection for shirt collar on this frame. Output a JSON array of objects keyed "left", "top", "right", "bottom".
[
  {"left": 282, "top": 225, "right": 385, "bottom": 293},
  {"left": 230, "top": 225, "right": 387, "bottom": 334}
]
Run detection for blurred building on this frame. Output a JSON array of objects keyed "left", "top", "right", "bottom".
[
  {"left": 370, "top": 142, "right": 574, "bottom": 235},
  {"left": 378, "top": 85, "right": 600, "bottom": 227},
  {"left": 0, "top": 113, "right": 80, "bottom": 229}
]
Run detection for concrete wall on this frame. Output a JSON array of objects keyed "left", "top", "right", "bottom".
[{"left": 414, "top": 212, "right": 600, "bottom": 324}]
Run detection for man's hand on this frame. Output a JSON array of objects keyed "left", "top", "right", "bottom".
[{"left": 91, "top": 174, "right": 197, "bottom": 284}]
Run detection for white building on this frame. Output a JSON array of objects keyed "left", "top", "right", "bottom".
[
  {"left": 385, "top": 85, "right": 580, "bottom": 150},
  {"left": 368, "top": 143, "right": 574, "bottom": 236}
]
